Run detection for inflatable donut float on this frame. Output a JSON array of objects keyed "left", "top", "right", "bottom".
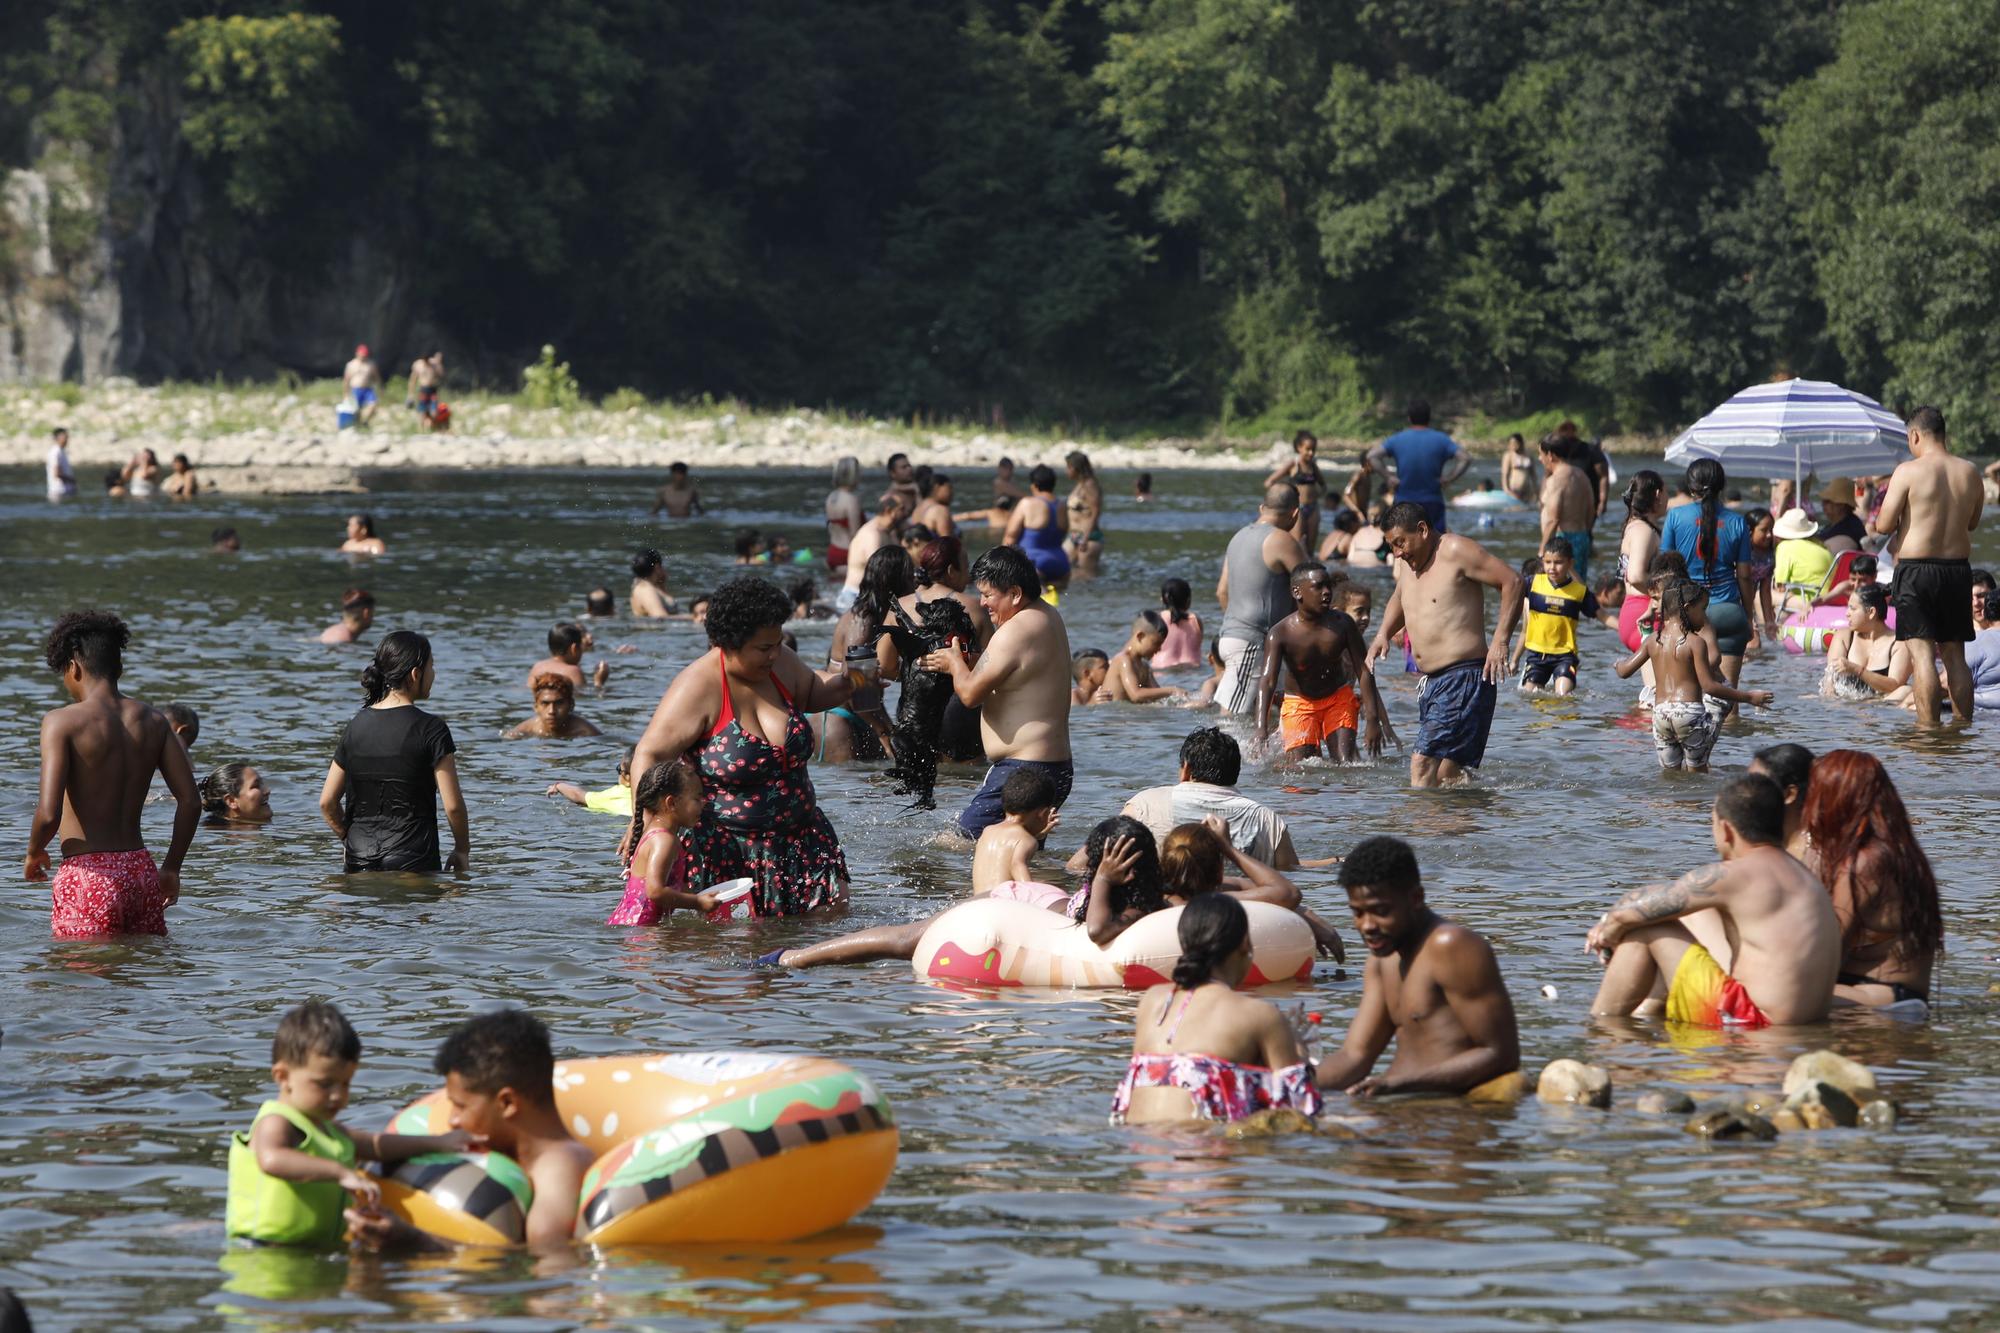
[
  {"left": 1781, "top": 604, "right": 1894, "bottom": 654},
  {"left": 912, "top": 898, "right": 1314, "bottom": 989},
  {"left": 379, "top": 1052, "right": 896, "bottom": 1245}
]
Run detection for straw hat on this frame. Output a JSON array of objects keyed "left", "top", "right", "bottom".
[
  {"left": 1818, "top": 476, "right": 1857, "bottom": 508},
  {"left": 1772, "top": 508, "right": 1818, "bottom": 541}
]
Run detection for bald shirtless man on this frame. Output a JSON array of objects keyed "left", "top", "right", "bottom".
[
  {"left": 1215, "top": 483, "right": 1307, "bottom": 714},
  {"left": 1316, "top": 836, "right": 1520, "bottom": 1097},
  {"left": 838, "top": 495, "right": 909, "bottom": 613},
  {"left": 921, "top": 546, "right": 1074, "bottom": 839},
  {"left": 1588, "top": 774, "right": 1839, "bottom": 1027},
  {"left": 1366, "top": 501, "right": 1523, "bottom": 788},
  {"left": 26, "top": 611, "right": 199, "bottom": 937},
  {"left": 343, "top": 345, "right": 381, "bottom": 425},
  {"left": 1874, "top": 405, "right": 1985, "bottom": 725},
  {"left": 1539, "top": 436, "right": 1599, "bottom": 581}
]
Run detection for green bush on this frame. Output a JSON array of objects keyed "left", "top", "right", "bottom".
[
  {"left": 601, "top": 386, "right": 650, "bottom": 412},
  {"left": 521, "top": 345, "right": 581, "bottom": 410}
]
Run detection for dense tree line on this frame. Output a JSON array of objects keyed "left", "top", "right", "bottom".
[{"left": 5, "top": 0, "right": 1998, "bottom": 440}]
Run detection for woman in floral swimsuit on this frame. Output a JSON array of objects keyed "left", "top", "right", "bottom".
[{"left": 628, "top": 578, "right": 858, "bottom": 916}]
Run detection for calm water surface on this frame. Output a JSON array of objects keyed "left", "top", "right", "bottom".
[{"left": 1, "top": 461, "right": 1997, "bottom": 1331}]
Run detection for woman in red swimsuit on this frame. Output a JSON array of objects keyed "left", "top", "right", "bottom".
[{"left": 629, "top": 578, "right": 859, "bottom": 916}]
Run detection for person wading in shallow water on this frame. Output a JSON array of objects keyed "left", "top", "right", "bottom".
[{"left": 1872, "top": 405, "right": 1985, "bottom": 726}]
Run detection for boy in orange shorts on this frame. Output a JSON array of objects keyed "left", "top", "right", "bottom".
[{"left": 1256, "top": 562, "right": 1396, "bottom": 762}]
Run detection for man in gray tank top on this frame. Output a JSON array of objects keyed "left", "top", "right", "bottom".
[{"left": 1214, "top": 484, "right": 1307, "bottom": 713}]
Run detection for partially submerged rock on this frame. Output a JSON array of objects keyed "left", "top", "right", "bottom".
[
  {"left": 1685, "top": 1099, "right": 1778, "bottom": 1141},
  {"left": 1536, "top": 1059, "right": 1612, "bottom": 1108},
  {"left": 1784, "top": 1080, "right": 1860, "bottom": 1129},
  {"left": 1782, "top": 1050, "right": 1877, "bottom": 1101},
  {"left": 1634, "top": 1090, "right": 1696, "bottom": 1116},
  {"left": 1223, "top": 1108, "right": 1318, "bottom": 1139}
]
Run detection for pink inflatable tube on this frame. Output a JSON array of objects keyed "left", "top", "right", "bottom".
[{"left": 912, "top": 898, "right": 1315, "bottom": 989}]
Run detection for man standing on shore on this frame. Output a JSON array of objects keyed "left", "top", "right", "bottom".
[
  {"left": 407, "top": 352, "right": 445, "bottom": 430},
  {"left": 343, "top": 345, "right": 381, "bottom": 426},
  {"left": 923, "top": 546, "right": 1073, "bottom": 839},
  {"left": 1366, "top": 501, "right": 1522, "bottom": 788},
  {"left": 1368, "top": 399, "right": 1470, "bottom": 533},
  {"left": 1873, "top": 405, "right": 1985, "bottom": 725},
  {"left": 46, "top": 427, "right": 75, "bottom": 502},
  {"left": 1215, "top": 484, "right": 1306, "bottom": 714}
]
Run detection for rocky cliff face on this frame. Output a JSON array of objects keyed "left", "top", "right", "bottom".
[{"left": 1, "top": 66, "right": 431, "bottom": 386}]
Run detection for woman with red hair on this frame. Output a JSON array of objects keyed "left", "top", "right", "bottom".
[{"left": 1800, "top": 750, "right": 1942, "bottom": 1009}]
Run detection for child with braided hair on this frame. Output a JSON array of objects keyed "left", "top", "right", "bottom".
[
  {"left": 1614, "top": 576, "right": 1774, "bottom": 772},
  {"left": 607, "top": 759, "right": 723, "bottom": 925}
]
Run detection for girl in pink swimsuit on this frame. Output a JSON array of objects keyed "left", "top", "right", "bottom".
[{"left": 608, "top": 760, "right": 722, "bottom": 926}]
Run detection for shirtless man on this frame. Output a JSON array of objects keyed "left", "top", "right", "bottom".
[
  {"left": 1500, "top": 434, "right": 1539, "bottom": 504},
  {"left": 1215, "top": 484, "right": 1307, "bottom": 715},
  {"left": 1315, "top": 836, "right": 1520, "bottom": 1097},
  {"left": 1103, "top": 612, "right": 1186, "bottom": 704},
  {"left": 993, "top": 457, "right": 1025, "bottom": 502},
  {"left": 321, "top": 588, "right": 376, "bottom": 644},
  {"left": 881, "top": 452, "right": 921, "bottom": 511},
  {"left": 505, "top": 674, "right": 602, "bottom": 739},
  {"left": 1365, "top": 502, "right": 1523, "bottom": 788},
  {"left": 651, "top": 462, "right": 703, "bottom": 517},
  {"left": 1256, "top": 562, "right": 1393, "bottom": 763},
  {"left": 26, "top": 611, "right": 199, "bottom": 937},
  {"left": 1873, "top": 405, "right": 1985, "bottom": 725},
  {"left": 525, "top": 622, "right": 614, "bottom": 691},
  {"left": 1588, "top": 774, "right": 1839, "bottom": 1027},
  {"left": 406, "top": 351, "right": 445, "bottom": 429},
  {"left": 914, "top": 473, "right": 957, "bottom": 538},
  {"left": 1539, "top": 435, "right": 1598, "bottom": 582},
  {"left": 839, "top": 495, "right": 908, "bottom": 614},
  {"left": 629, "top": 549, "right": 676, "bottom": 618},
  {"left": 920, "top": 546, "right": 1074, "bottom": 839},
  {"left": 341, "top": 513, "right": 386, "bottom": 556},
  {"left": 343, "top": 344, "right": 381, "bottom": 426}
]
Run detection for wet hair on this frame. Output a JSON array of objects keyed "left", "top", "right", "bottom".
[
  {"left": 928, "top": 471, "right": 953, "bottom": 497},
  {"left": 688, "top": 591, "right": 712, "bottom": 614},
  {"left": 1178, "top": 726, "right": 1241, "bottom": 786},
  {"left": 916, "top": 535, "right": 965, "bottom": 586},
  {"left": 1382, "top": 500, "right": 1431, "bottom": 534},
  {"left": 901, "top": 524, "right": 936, "bottom": 549},
  {"left": 1134, "top": 609, "right": 1167, "bottom": 638},
  {"left": 971, "top": 545, "right": 1042, "bottom": 601},
  {"left": 1079, "top": 816, "right": 1165, "bottom": 920},
  {"left": 162, "top": 703, "right": 200, "bottom": 743},
  {"left": 733, "top": 529, "right": 763, "bottom": 559},
  {"left": 360, "top": 630, "right": 433, "bottom": 704},
  {"left": 1262, "top": 481, "right": 1299, "bottom": 512},
  {"left": 1592, "top": 575, "right": 1624, "bottom": 606},
  {"left": 211, "top": 526, "right": 238, "bottom": 545},
  {"left": 669, "top": 461, "right": 689, "bottom": 477},
  {"left": 1065, "top": 450, "right": 1095, "bottom": 480},
  {"left": 433, "top": 1009, "right": 556, "bottom": 1106},
  {"left": 1623, "top": 471, "right": 1665, "bottom": 525},
  {"left": 104, "top": 469, "right": 123, "bottom": 491},
  {"left": 631, "top": 548, "right": 664, "bottom": 580},
  {"left": 1071, "top": 648, "right": 1108, "bottom": 680},
  {"left": 1289, "top": 559, "right": 1337, "bottom": 588},
  {"left": 1648, "top": 549, "right": 1689, "bottom": 582},
  {"left": 1159, "top": 577, "right": 1192, "bottom": 623},
  {"left": 704, "top": 576, "right": 792, "bottom": 650},
  {"left": 531, "top": 672, "right": 575, "bottom": 702},
  {"left": 1332, "top": 508, "right": 1361, "bottom": 534},
  {"left": 349, "top": 513, "right": 377, "bottom": 538},
  {"left": 1406, "top": 399, "right": 1432, "bottom": 426},
  {"left": 1714, "top": 774, "right": 1785, "bottom": 847},
  {"left": 273, "top": 1000, "right": 361, "bottom": 1066},
  {"left": 585, "top": 587, "right": 614, "bottom": 616},
  {"left": 1973, "top": 569, "right": 1996, "bottom": 593},
  {"left": 199, "top": 762, "right": 250, "bottom": 815},
  {"left": 1852, "top": 554, "right": 1878, "bottom": 580},
  {"left": 45, "top": 609, "right": 127, "bottom": 681},
  {"left": 1802, "top": 750, "right": 1942, "bottom": 962},
  {"left": 913, "top": 464, "right": 934, "bottom": 495},
  {"left": 1000, "top": 766, "right": 1060, "bottom": 815},
  {"left": 1653, "top": 576, "right": 1703, "bottom": 638},
  {"left": 1293, "top": 428, "right": 1318, "bottom": 449},
  {"left": 342, "top": 587, "right": 376, "bottom": 614},
  {"left": 1339, "top": 835, "right": 1420, "bottom": 896},
  {"left": 624, "top": 757, "right": 704, "bottom": 864},
  {"left": 832, "top": 456, "right": 860, "bottom": 488},
  {"left": 1160, "top": 823, "right": 1226, "bottom": 899},
  {"left": 995, "top": 494, "right": 1018, "bottom": 512},
  {"left": 1683, "top": 458, "right": 1726, "bottom": 565},
  {"left": 1908, "top": 405, "right": 1946, "bottom": 439},
  {"left": 1853, "top": 582, "right": 1889, "bottom": 618},
  {"left": 547, "top": 622, "right": 585, "bottom": 655},
  {"left": 997, "top": 456, "right": 1014, "bottom": 470},
  {"left": 787, "top": 575, "right": 817, "bottom": 610},
  {"left": 1985, "top": 589, "right": 2000, "bottom": 622},
  {"left": 854, "top": 545, "right": 917, "bottom": 629},
  {"left": 1029, "top": 463, "right": 1057, "bottom": 493},
  {"left": 1751, "top": 743, "right": 1814, "bottom": 803},
  {"left": 1136, "top": 471, "right": 1154, "bottom": 492},
  {"left": 1172, "top": 892, "right": 1250, "bottom": 990},
  {"left": 1541, "top": 536, "right": 1574, "bottom": 563}
]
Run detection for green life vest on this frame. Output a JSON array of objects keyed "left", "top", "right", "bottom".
[{"left": 226, "top": 1100, "right": 358, "bottom": 1246}]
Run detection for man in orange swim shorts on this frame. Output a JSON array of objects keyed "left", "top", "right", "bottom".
[
  {"left": 1255, "top": 562, "right": 1396, "bottom": 763},
  {"left": 25, "top": 611, "right": 199, "bottom": 938}
]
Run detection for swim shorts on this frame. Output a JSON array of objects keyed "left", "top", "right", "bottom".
[
  {"left": 51, "top": 848, "right": 166, "bottom": 937},
  {"left": 1279, "top": 685, "right": 1358, "bottom": 750},
  {"left": 1554, "top": 528, "right": 1594, "bottom": 581},
  {"left": 352, "top": 386, "right": 378, "bottom": 409},
  {"left": 1666, "top": 942, "right": 1770, "bottom": 1028},
  {"left": 1652, "top": 700, "right": 1717, "bottom": 770},
  {"left": 1215, "top": 635, "right": 1265, "bottom": 716},
  {"left": 416, "top": 385, "right": 438, "bottom": 417},
  {"left": 957, "top": 757, "right": 1073, "bottom": 840},
  {"left": 1414, "top": 658, "right": 1496, "bottom": 769},
  {"left": 1518, "top": 650, "right": 1579, "bottom": 689},
  {"left": 825, "top": 544, "right": 849, "bottom": 571},
  {"left": 1892, "top": 557, "right": 1974, "bottom": 643}
]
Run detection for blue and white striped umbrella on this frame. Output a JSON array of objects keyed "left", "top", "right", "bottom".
[{"left": 1665, "top": 379, "right": 1910, "bottom": 483}]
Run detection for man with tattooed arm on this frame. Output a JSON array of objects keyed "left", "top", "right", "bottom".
[{"left": 1586, "top": 775, "right": 1839, "bottom": 1028}]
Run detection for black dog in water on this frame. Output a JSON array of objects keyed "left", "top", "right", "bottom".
[{"left": 887, "top": 596, "right": 977, "bottom": 809}]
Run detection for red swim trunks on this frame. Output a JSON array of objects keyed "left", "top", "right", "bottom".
[{"left": 51, "top": 848, "right": 167, "bottom": 937}]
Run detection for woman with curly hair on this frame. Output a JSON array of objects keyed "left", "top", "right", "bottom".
[
  {"left": 1800, "top": 749, "right": 1942, "bottom": 1009},
  {"left": 629, "top": 576, "right": 857, "bottom": 915}
]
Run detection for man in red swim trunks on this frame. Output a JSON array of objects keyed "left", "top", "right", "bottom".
[{"left": 25, "top": 610, "right": 199, "bottom": 937}]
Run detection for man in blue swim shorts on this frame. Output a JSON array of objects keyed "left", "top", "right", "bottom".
[
  {"left": 343, "top": 344, "right": 380, "bottom": 426},
  {"left": 1363, "top": 502, "right": 1524, "bottom": 789}
]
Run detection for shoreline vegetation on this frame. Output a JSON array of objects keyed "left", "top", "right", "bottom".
[{"left": 2, "top": 380, "right": 1667, "bottom": 492}]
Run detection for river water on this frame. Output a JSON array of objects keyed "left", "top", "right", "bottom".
[{"left": 1, "top": 461, "right": 1997, "bottom": 1331}]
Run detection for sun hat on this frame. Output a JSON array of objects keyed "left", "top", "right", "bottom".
[
  {"left": 1773, "top": 508, "right": 1818, "bottom": 541},
  {"left": 1818, "top": 476, "right": 1857, "bottom": 507}
]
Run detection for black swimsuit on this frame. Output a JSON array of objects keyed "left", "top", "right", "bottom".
[{"left": 1836, "top": 971, "right": 1928, "bottom": 1005}]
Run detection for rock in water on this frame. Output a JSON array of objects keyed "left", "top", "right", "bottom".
[
  {"left": 1782, "top": 1050, "right": 1877, "bottom": 1101},
  {"left": 1859, "top": 1099, "right": 1898, "bottom": 1129},
  {"left": 1783, "top": 1080, "right": 1860, "bottom": 1129},
  {"left": 1684, "top": 1099, "right": 1778, "bottom": 1141},
  {"left": 1536, "top": 1059, "right": 1612, "bottom": 1108},
  {"left": 1634, "top": 1090, "right": 1696, "bottom": 1116},
  {"left": 886, "top": 596, "right": 977, "bottom": 809},
  {"left": 1223, "top": 1108, "right": 1318, "bottom": 1139}
]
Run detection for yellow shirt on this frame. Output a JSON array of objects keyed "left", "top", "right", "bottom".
[
  {"left": 1523, "top": 572, "right": 1585, "bottom": 656},
  {"left": 1774, "top": 538, "right": 1833, "bottom": 594}
]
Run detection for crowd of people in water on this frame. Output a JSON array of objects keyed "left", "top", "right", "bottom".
[{"left": 19, "top": 397, "right": 1986, "bottom": 1262}]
